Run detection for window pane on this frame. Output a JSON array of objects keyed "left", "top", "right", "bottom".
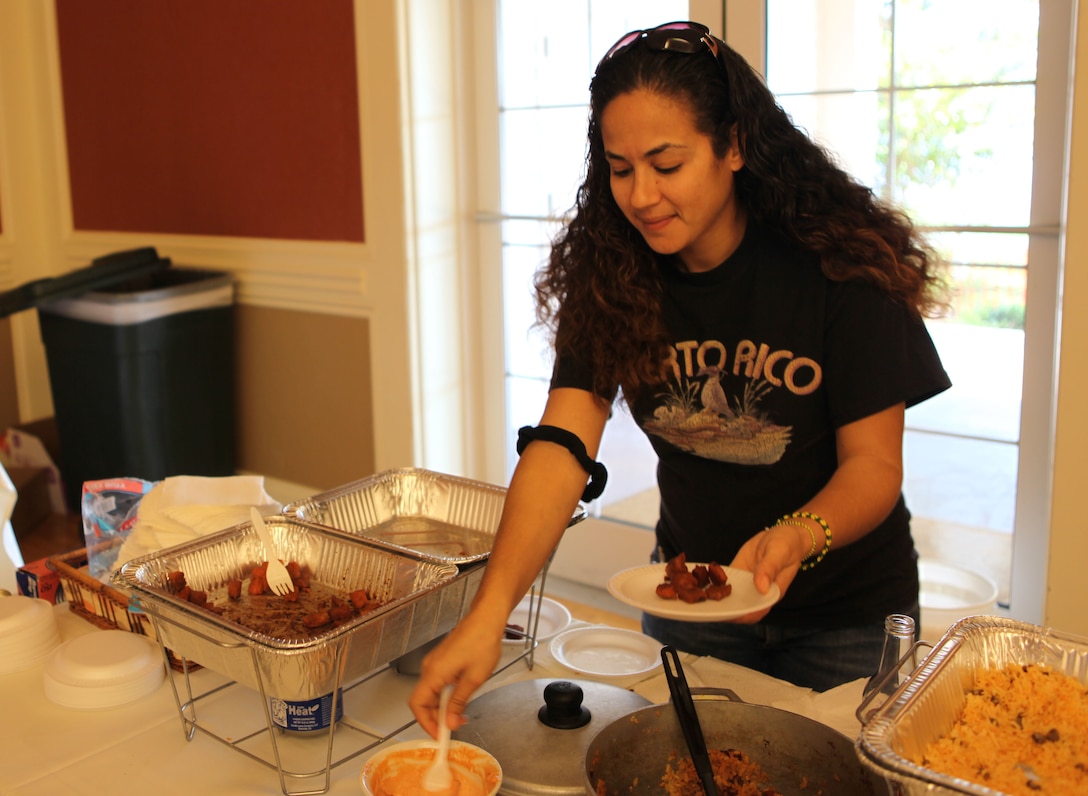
[
  {"left": 596, "top": 407, "right": 659, "bottom": 510},
  {"left": 892, "top": 85, "right": 1036, "bottom": 226},
  {"left": 500, "top": 106, "right": 588, "bottom": 218},
  {"left": 894, "top": 0, "right": 1038, "bottom": 87},
  {"left": 929, "top": 230, "right": 1028, "bottom": 269},
  {"left": 588, "top": 0, "right": 693, "bottom": 61},
  {"left": 505, "top": 375, "right": 550, "bottom": 481},
  {"left": 903, "top": 432, "right": 1017, "bottom": 533},
  {"left": 501, "top": 218, "right": 557, "bottom": 247},
  {"left": 930, "top": 230, "right": 1027, "bottom": 326},
  {"left": 498, "top": 0, "right": 690, "bottom": 109},
  {"left": 767, "top": 0, "right": 891, "bottom": 92},
  {"left": 499, "top": 1, "right": 592, "bottom": 108},
  {"left": 908, "top": 320, "right": 1023, "bottom": 443},
  {"left": 945, "top": 265, "right": 1027, "bottom": 329},
  {"left": 776, "top": 92, "right": 887, "bottom": 192},
  {"left": 908, "top": 231, "right": 1025, "bottom": 446},
  {"left": 503, "top": 243, "right": 552, "bottom": 380}
]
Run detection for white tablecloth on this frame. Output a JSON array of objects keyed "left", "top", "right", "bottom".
[{"left": 0, "top": 606, "right": 867, "bottom": 795}]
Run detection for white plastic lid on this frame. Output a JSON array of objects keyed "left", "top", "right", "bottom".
[{"left": 43, "top": 631, "right": 164, "bottom": 709}]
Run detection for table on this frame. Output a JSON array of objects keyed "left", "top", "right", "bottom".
[{"left": 0, "top": 603, "right": 869, "bottom": 795}]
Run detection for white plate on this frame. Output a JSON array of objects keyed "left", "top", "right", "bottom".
[
  {"left": 503, "top": 595, "right": 572, "bottom": 644},
  {"left": 548, "top": 626, "right": 661, "bottom": 679},
  {"left": 607, "top": 563, "right": 780, "bottom": 622}
]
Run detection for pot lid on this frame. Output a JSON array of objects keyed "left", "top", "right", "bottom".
[{"left": 452, "top": 678, "right": 650, "bottom": 796}]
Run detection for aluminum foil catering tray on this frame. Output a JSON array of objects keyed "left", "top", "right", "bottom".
[
  {"left": 856, "top": 615, "right": 1088, "bottom": 795},
  {"left": 283, "top": 468, "right": 513, "bottom": 565},
  {"left": 112, "top": 517, "right": 472, "bottom": 702}
]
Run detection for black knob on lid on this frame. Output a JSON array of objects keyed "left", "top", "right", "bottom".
[{"left": 537, "top": 680, "right": 591, "bottom": 729}]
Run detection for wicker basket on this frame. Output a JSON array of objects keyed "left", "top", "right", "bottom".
[{"left": 47, "top": 546, "right": 197, "bottom": 671}]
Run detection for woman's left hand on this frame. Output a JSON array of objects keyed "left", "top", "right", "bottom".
[
  {"left": 727, "top": 524, "right": 808, "bottom": 623},
  {"left": 728, "top": 404, "right": 909, "bottom": 623}
]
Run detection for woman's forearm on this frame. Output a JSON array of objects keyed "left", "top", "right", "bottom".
[{"left": 467, "top": 387, "right": 611, "bottom": 626}]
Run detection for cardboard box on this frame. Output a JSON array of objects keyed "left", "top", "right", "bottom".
[
  {"left": 16, "top": 557, "right": 64, "bottom": 604},
  {"left": 8, "top": 466, "right": 52, "bottom": 536}
]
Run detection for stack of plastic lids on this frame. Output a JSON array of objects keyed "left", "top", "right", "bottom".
[
  {"left": 43, "top": 630, "right": 165, "bottom": 709},
  {"left": 0, "top": 596, "right": 63, "bottom": 674}
]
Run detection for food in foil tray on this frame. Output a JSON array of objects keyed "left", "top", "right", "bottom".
[
  {"left": 165, "top": 562, "right": 386, "bottom": 641},
  {"left": 916, "top": 663, "right": 1088, "bottom": 795}
]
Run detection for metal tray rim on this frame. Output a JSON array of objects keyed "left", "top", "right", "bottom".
[
  {"left": 284, "top": 467, "right": 507, "bottom": 565},
  {"left": 283, "top": 467, "right": 587, "bottom": 565}
]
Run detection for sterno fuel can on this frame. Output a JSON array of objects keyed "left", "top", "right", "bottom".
[{"left": 270, "top": 689, "right": 343, "bottom": 734}]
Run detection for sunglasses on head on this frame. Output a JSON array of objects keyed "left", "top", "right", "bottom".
[{"left": 596, "top": 21, "right": 721, "bottom": 73}]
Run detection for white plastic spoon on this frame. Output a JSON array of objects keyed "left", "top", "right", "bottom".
[{"left": 421, "top": 684, "right": 454, "bottom": 792}]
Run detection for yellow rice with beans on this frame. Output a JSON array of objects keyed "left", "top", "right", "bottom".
[{"left": 917, "top": 663, "right": 1088, "bottom": 794}]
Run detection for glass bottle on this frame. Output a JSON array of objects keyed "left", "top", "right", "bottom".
[{"left": 863, "top": 613, "right": 916, "bottom": 700}]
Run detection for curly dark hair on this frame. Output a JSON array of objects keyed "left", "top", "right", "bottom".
[{"left": 534, "top": 31, "right": 948, "bottom": 406}]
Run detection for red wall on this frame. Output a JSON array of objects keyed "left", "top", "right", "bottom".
[{"left": 54, "top": 0, "right": 364, "bottom": 242}]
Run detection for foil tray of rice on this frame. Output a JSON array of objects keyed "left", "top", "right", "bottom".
[
  {"left": 111, "top": 517, "right": 478, "bottom": 702},
  {"left": 856, "top": 615, "right": 1088, "bottom": 795},
  {"left": 284, "top": 467, "right": 585, "bottom": 566}
]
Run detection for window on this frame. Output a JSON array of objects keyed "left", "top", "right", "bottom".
[
  {"left": 765, "top": 0, "right": 1037, "bottom": 538},
  {"left": 756, "top": 0, "right": 1068, "bottom": 617},
  {"left": 492, "top": 1, "right": 693, "bottom": 512},
  {"left": 479, "top": 0, "right": 1070, "bottom": 617}
]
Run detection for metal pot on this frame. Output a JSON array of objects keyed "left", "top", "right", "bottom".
[{"left": 584, "top": 688, "right": 891, "bottom": 795}]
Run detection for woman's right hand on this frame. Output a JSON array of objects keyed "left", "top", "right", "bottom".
[{"left": 408, "top": 608, "right": 505, "bottom": 738}]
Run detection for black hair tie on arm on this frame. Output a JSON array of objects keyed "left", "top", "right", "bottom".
[{"left": 516, "top": 425, "right": 608, "bottom": 502}]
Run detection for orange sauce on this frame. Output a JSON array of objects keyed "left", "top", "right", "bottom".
[{"left": 366, "top": 744, "right": 500, "bottom": 796}]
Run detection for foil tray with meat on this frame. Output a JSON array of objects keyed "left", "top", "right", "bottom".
[
  {"left": 284, "top": 467, "right": 584, "bottom": 566},
  {"left": 856, "top": 614, "right": 1088, "bottom": 795},
  {"left": 111, "top": 517, "right": 476, "bottom": 702}
]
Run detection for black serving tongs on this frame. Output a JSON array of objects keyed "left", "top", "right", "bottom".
[{"left": 661, "top": 645, "right": 720, "bottom": 796}]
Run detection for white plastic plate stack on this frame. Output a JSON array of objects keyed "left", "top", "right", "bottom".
[
  {"left": 43, "top": 630, "right": 165, "bottom": 709},
  {"left": 0, "top": 596, "right": 63, "bottom": 674}
]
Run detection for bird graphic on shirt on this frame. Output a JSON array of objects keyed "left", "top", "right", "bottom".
[{"left": 696, "top": 365, "right": 736, "bottom": 418}]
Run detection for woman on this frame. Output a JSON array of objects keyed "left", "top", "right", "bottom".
[{"left": 409, "top": 21, "right": 950, "bottom": 737}]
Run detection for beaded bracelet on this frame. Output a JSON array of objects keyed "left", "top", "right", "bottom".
[
  {"left": 778, "top": 511, "right": 832, "bottom": 570},
  {"left": 774, "top": 519, "right": 817, "bottom": 561}
]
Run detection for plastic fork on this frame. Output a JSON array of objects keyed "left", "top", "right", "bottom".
[
  {"left": 421, "top": 684, "right": 454, "bottom": 792},
  {"left": 250, "top": 507, "right": 294, "bottom": 596}
]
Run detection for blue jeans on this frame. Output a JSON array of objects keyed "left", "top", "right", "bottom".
[{"left": 642, "top": 602, "right": 920, "bottom": 692}]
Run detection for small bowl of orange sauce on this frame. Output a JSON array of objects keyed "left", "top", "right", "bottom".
[{"left": 360, "top": 739, "right": 502, "bottom": 796}]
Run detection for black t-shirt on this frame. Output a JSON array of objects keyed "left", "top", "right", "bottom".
[{"left": 552, "top": 224, "right": 951, "bottom": 628}]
